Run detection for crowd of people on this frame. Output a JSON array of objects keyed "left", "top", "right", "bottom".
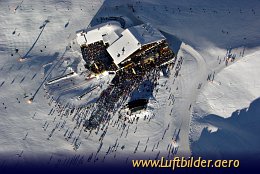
[
  {"left": 84, "top": 41, "right": 176, "bottom": 130},
  {"left": 81, "top": 41, "right": 116, "bottom": 74}
]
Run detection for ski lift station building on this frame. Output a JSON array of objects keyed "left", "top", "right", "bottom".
[{"left": 76, "top": 21, "right": 167, "bottom": 70}]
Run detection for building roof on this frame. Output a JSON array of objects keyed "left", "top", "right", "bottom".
[
  {"left": 107, "top": 23, "right": 165, "bottom": 65},
  {"left": 107, "top": 29, "right": 141, "bottom": 65},
  {"left": 129, "top": 23, "right": 165, "bottom": 45},
  {"left": 76, "top": 21, "right": 123, "bottom": 46},
  {"left": 77, "top": 22, "right": 165, "bottom": 66}
]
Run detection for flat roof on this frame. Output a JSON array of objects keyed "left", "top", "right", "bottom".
[{"left": 76, "top": 21, "right": 123, "bottom": 46}]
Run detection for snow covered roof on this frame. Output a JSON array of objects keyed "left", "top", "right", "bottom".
[
  {"left": 107, "top": 29, "right": 141, "bottom": 65},
  {"left": 76, "top": 21, "right": 123, "bottom": 46},
  {"left": 129, "top": 23, "right": 165, "bottom": 45},
  {"left": 107, "top": 23, "right": 165, "bottom": 65},
  {"left": 77, "top": 22, "right": 165, "bottom": 65}
]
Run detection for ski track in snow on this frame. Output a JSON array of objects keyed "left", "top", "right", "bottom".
[{"left": 0, "top": 0, "right": 259, "bottom": 166}]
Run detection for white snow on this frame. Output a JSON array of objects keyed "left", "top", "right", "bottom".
[
  {"left": 78, "top": 22, "right": 165, "bottom": 65},
  {"left": 76, "top": 21, "right": 123, "bottom": 46},
  {"left": 0, "top": 0, "right": 260, "bottom": 167},
  {"left": 107, "top": 28, "right": 141, "bottom": 64},
  {"left": 107, "top": 23, "right": 165, "bottom": 65},
  {"left": 128, "top": 23, "right": 165, "bottom": 45}
]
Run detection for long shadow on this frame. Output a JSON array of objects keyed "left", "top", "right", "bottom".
[
  {"left": 160, "top": 31, "right": 182, "bottom": 54},
  {"left": 23, "top": 20, "right": 50, "bottom": 59},
  {"left": 29, "top": 52, "right": 59, "bottom": 101},
  {"left": 88, "top": 2, "right": 143, "bottom": 28},
  {"left": 129, "top": 79, "right": 155, "bottom": 102},
  {"left": 192, "top": 97, "right": 260, "bottom": 160},
  {"left": 30, "top": 47, "right": 68, "bottom": 102}
]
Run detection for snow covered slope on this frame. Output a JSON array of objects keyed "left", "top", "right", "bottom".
[
  {"left": 190, "top": 48, "right": 260, "bottom": 157},
  {"left": 0, "top": 0, "right": 259, "bottom": 168}
]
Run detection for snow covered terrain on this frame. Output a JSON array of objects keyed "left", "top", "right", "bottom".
[{"left": 0, "top": 0, "right": 260, "bottom": 170}]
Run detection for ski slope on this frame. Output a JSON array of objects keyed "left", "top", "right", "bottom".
[{"left": 0, "top": 0, "right": 259, "bottom": 168}]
